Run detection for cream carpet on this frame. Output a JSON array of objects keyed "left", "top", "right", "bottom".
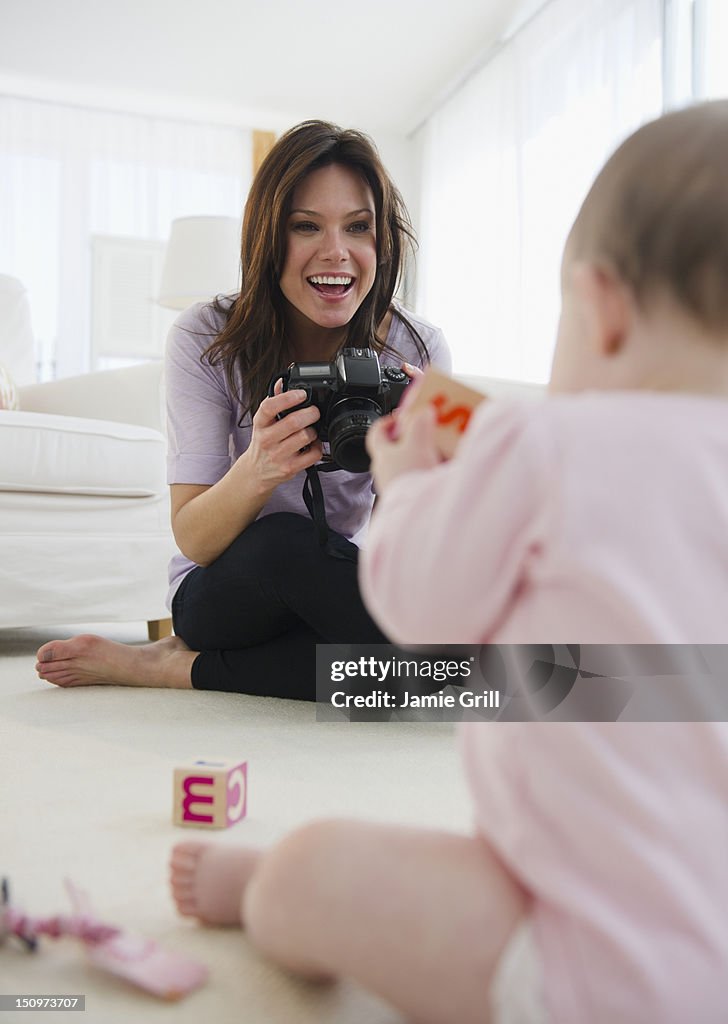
[{"left": 0, "top": 623, "right": 471, "bottom": 1024}]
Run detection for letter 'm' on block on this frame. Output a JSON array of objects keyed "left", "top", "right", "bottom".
[
  {"left": 173, "top": 758, "right": 248, "bottom": 829},
  {"left": 182, "top": 775, "right": 215, "bottom": 823}
]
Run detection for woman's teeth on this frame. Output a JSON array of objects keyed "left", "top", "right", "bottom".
[
  {"left": 308, "top": 276, "right": 353, "bottom": 286},
  {"left": 308, "top": 275, "right": 354, "bottom": 296}
]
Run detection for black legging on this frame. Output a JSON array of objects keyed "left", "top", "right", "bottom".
[{"left": 171, "top": 512, "right": 388, "bottom": 700}]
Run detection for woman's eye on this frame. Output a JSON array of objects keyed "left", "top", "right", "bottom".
[
  {"left": 291, "top": 221, "right": 318, "bottom": 233},
  {"left": 348, "top": 221, "right": 371, "bottom": 234}
]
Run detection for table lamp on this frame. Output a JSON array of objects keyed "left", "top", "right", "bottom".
[{"left": 158, "top": 216, "right": 241, "bottom": 310}]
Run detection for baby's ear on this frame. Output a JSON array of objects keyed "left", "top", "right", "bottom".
[{"left": 572, "top": 261, "right": 632, "bottom": 357}]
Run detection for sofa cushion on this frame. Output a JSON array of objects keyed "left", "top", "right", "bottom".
[{"left": 0, "top": 411, "right": 166, "bottom": 497}]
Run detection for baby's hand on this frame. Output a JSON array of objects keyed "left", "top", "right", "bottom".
[{"left": 366, "top": 404, "right": 442, "bottom": 493}]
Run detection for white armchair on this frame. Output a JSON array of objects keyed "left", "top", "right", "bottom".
[{"left": 0, "top": 275, "right": 176, "bottom": 636}]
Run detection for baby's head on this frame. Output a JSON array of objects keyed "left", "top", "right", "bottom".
[{"left": 550, "top": 101, "right": 728, "bottom": 394}]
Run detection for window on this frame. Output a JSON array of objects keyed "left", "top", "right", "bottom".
[
  {"left": 415, "top": 0, "right": 664, "bottom": 382},
  {"left": 0, "top": 97, "right": 251, "bottom": 379},
  {"left": 692, "top": 0, "right": 728, "bottom": 99}
]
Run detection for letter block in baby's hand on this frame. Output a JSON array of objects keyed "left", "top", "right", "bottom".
[
  {"left": 173, "top": 758, "right": 247, "bottom": 829},
  {"left": 405, "top": 367, "right": 487, "bottom": 458}
]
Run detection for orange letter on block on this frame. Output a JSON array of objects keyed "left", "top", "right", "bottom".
[{"left": 431, "top": 393, "right": 473, "bottom": 433}]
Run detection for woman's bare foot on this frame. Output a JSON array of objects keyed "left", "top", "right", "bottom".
[
  {"left": 35, "top": 634, "right": 197, "bottom": 689},
  {"left": 170, "top": 842, "right": 261, "bottom": 926}
]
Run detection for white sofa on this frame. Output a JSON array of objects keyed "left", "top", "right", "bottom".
[{"left": 0, "top": 275, "right": 176, "bottom": 635}]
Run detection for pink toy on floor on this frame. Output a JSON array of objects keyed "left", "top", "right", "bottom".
[{"left": 0, "top": 878, "right": 208, "bottom": 1000}]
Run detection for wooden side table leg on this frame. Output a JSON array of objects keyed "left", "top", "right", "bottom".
[{"left": 147, "top": 618, "right": 173, "bottom": 641}]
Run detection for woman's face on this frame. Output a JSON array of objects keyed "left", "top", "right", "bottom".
[{"left": 279, "top": 163, "right": 378, "bottom": 335}]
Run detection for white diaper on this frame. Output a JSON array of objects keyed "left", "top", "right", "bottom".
[{"left": 489, "top": 920, "right": 549, "bottom": 1024}]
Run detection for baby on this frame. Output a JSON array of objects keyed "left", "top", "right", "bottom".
[{"left": 171, "top": 103, "right": 728, "bottom": 1023}]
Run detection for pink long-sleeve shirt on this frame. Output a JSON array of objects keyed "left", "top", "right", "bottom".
[{"left": 360, "top": 392, "right": 728, "bottom": 1024}]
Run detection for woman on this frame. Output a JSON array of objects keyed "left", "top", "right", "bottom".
[{"left": 35, "top": 120, "right": 451, "bottom": 697}]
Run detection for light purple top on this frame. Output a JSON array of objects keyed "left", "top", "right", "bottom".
[{"left": 165, "top": 299, "right": 451, "bottom": 606}]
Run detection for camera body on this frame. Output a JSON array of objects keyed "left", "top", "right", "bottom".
[{"left": 274, "top": 347, "right": 410, "bottom": 472}]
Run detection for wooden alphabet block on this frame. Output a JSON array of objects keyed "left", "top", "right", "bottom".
[
  {"left": 173, "top": 757, "right": 248, "bottom": 829},
  {"left": 406, "top": 367, "right": 487, "bottom": 458}
]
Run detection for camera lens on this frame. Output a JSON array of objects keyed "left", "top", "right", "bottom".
[{"left": 327, "top": 397, "right": 382, "bottom": 472}]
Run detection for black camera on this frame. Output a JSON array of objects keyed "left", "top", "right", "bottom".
[{"left": 272, "top": 347, "right": 410, "bottom": 472}]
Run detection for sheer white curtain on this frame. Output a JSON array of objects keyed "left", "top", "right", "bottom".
[
  {"left": 695, "top": 0, "right": 728, "bottom": 98},
  {"left": 0, "top": 97, "right": 251, "bottom": 379},
  {"left": 415, "top": 0, "right": 663, "bottom": 382}
]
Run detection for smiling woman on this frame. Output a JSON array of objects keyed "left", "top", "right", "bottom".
[
  {"left": 279, "top": 164, "right": 379, "bottom": 344},
  {"left": 35, "top": 120, "right": 451, "bottom": 698}
]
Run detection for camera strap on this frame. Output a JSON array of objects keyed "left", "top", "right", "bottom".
[{"left": 303, "top": 464, "right": 359, "bottom": 563}]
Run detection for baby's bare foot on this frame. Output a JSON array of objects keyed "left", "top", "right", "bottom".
[
  {"left": 35, "top": 634, "right": 197, "bottom": 689},
  {"left": 170, "top": 842, "right": 262, "bottom": 926}
]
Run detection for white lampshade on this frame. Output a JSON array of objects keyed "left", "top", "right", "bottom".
[{"left": 158, "top": 215, "right": 241, "bottom": 309}]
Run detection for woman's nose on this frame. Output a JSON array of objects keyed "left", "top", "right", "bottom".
[{"left": 318, "top": 229, "right": 348, "bottom": 261}]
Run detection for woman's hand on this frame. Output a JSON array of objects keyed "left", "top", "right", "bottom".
[
  {"left": 399, "top": 361, "right": 423, "bottom": 409},
  {"left": 366, "top": 403, "right": 442, "bottom": 494},
  {"left": 239, "top": 380, "right": 324, "bottom": 495}
]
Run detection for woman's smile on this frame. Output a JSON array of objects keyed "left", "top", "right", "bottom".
[{"left": 307, "top": 274, "right": 356, "bottom": 300}]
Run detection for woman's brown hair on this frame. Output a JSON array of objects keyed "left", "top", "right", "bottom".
[{"left": 203, "top": 119, "right": 430, "bottom": 421}]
